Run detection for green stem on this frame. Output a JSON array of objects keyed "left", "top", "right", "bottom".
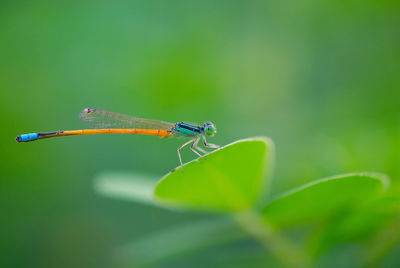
[{"left": 234, "top": 210, "right": 310, "bottom": 268}]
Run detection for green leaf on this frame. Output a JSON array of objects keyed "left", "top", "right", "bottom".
[
  {"left": 261, "top": 172, "right": 390, "bottom": 228},
  {"left": 94, "top": 171, "right": 159, "bottom": 205},
  {"left": 308, "top": 190, "right": 400, "bottom": 257},
  {"left": 115, "top": 218, "right": 245, "bottom": 266},
  {"left": 154, "top": 137, "right": 274, "bottom": 212}
]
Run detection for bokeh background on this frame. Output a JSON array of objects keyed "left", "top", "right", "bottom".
[{"left": 1, "top": 0, "right": 399, "bottom": 267}]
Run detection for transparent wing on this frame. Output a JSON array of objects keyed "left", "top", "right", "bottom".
[{"left": 79, "top": 108, "right": 175, "bottom": 130}]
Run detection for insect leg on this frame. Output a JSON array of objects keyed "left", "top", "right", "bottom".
[
  {"left": 177, "top": 138, "right": 195, "bottom": 171},
  {"left": 202, "top": 135, "right": 220, "bottom": 149},
  {"left": 190, "top": 136, "right": 203, "bottom": 158}
]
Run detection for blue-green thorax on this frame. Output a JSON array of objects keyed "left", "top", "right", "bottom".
[
  {"left": 173, "top": 122, "right": 203, "bottom": 137},
  {"left": 172, "top": 122, "right": 217, "bottom": 138}
]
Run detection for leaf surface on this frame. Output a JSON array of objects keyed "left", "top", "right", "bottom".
[
  {"left": 262, "top": 172, "right": 390, "bottom": 228},
  {"left": 94, "top": 171, "right": 159, "bottom": 205},
  {"left": 154, "top": 137, "right": 274, "bottom": 212}
]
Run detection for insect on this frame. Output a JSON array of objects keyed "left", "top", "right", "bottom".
[{"left": 16, "top": 108, "right": 219, "bottom": 170}]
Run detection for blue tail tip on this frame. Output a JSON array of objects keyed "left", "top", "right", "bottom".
[{"left": 15, "top": 133, "right": 39, "bottom": 142}]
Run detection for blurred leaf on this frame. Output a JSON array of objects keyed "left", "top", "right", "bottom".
[
  {"left": 262, "top": 173, "right": 390, "bottom": 228},
  {"left": 154, "top": 137, "right": 274, "bottom": 212},
  {"left": 309, "top": 186, "right": 400, "bottom": 262},
  {"left": 363, "top": 218, "right": 400, "bottom": 267},
  {"left": 94, "top": 171, "right": 159, "bottom": 205},
  {"left": 363, "top": 185, "right": 400, "bottom": 266},
  {"left": 308, "top": 193, "right": 400, "bottom": 257},
  {"left": 115, "top": 217, "right": 245, "bottom": 267}
]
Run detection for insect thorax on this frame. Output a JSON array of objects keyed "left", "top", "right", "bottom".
[{"left": 173, "top": 122, "right": 203, "bottom": 137}]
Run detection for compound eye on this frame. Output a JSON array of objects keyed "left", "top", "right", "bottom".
[{"left": 204, "top": 122, "right": 216, "bottom": 136}]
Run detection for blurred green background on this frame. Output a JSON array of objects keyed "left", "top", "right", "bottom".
[{"left": 1, "top": 0, "right": 399, "bottom": 267}]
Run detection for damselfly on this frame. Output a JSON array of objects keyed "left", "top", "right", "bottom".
[{"left": 16, "top": 108, "right": 219, "bottom": 170}]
